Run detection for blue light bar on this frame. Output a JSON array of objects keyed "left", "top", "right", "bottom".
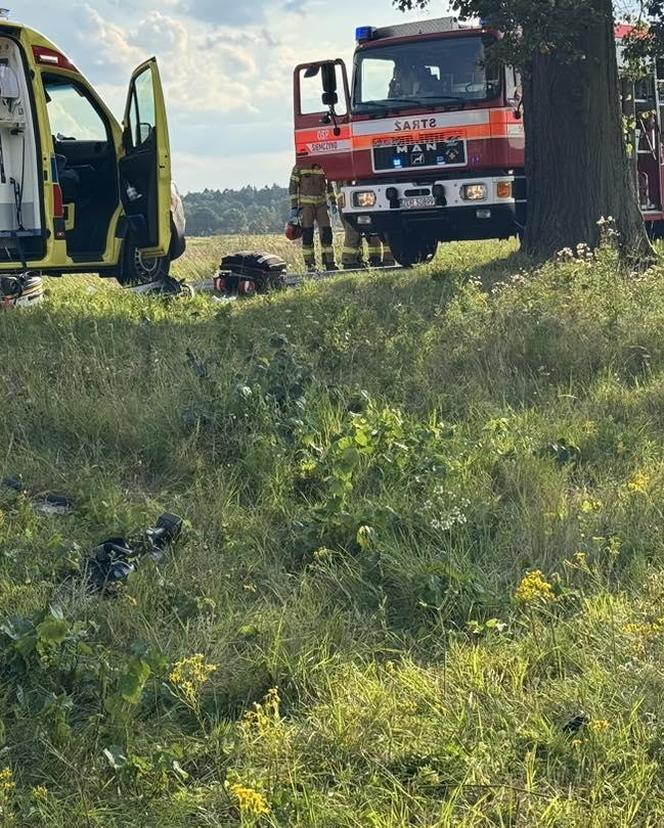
[{"left": 356, "top": 26, "right": 375, "bottom": 42}]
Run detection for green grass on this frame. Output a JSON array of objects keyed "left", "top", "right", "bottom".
[{"left": 2, "top": 235, "right": 664, "bottom": 825}]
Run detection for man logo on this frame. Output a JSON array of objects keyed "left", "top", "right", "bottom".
[{"left": 411, "top": 153, "right": 425, "bottom": 165}]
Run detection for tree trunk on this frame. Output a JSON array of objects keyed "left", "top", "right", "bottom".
[{"left": 522, "top": 0, "right": 653, "bottom": 263}]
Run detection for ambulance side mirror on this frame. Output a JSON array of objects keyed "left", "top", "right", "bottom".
[{"left": 139, "top": 122, "right": 153, "bottom": 144}]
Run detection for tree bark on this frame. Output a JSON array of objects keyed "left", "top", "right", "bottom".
[{"left": 522, "top": 0, "right": 653, "bottom": 263}]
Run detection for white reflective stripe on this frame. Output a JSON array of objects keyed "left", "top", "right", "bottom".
[
  {"left": 305, "top": 139, "right": 352, "bottom": 154},
  {"left": 352, "top": 109, "right": 490, "bottom": 137}
]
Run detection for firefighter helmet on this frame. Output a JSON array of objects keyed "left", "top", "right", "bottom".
[{"left": 285, "top": 221, "right": 303, "bottom": 241}]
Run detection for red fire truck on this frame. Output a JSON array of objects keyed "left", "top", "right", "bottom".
[{"left": 293, "top": 17, "right": 664, "bottom": 265}]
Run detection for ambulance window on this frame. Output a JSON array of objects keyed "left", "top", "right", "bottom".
[
  {"left": 42, "top": 78, "right": 107, "bottom": 142},
  {"left": 129, "top": 68, "right": 156, "bottom": 146}
]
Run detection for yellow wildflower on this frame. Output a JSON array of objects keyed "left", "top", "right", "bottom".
[
  {"left": 623, "top": 620, "right": 664, "bottom": 638},
  {"left": 242, "top": 688, "right": 282, "bottom": 733},
  {"left": 31, "top": 786, "right": 48, "bottom": 802},
  {"left": 590, "top": 719, "right": 610, "bottom": 734},
  {"left": 0, "top": 768, "right": 15, "bottom": 796},
  {"left": 515, "top": 570, "right": 556, "bottom": 605},
  {"left": 169, "top": 654, "right": 218, "bottom": 706},
  {"left": 580, "top": 498, "right": 602, "bottom": 514},
  {"left": 582, "top": 420, "right": 598, "bottom": 437},
  {"left": 628, "top": 472, "right": 651, "bottom": 494},
  {"left": 231, "top": 783, "right": 270, "bottom": 817},
  {"left": 623, "top": 618, "right": 664, "bottom": 657},
  {"left": 573, "top": 551, "right": 589, "bottom": 568}
]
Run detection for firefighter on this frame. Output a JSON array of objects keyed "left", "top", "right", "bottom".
[
  {"left": 337, "top": 183, "right": 363, "bottom": 268},
  {"left": 341, "top": 223, "right": 395, "bottom": 269},
  {"left": 338, "top": 183, "right": 395, "bottom": 269},
  {"left": 389, "top": 63, "right": 418, "bottom": 99},
  {"left": 341, "top": 218, "right": 363, "bottom": 269},
  {"left": 289, "top": 163, "right": 337, "bottom": 272}
]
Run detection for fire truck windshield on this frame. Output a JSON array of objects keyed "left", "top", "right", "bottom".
[{"left": 352, "top": 35, "right": 500, "bottom": 114}]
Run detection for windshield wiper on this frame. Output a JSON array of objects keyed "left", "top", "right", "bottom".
[
  {"left": 417, "top": 95, "right": 468, "bottom": 103},
  {"left": 355, "top": 101, "right": 390, "bottom": 112},
  {"left": 412, "top": 96, "right": 469, "bottom": 108},
  {"left": 356, "top": 96, "right": 470, "bottom": 113}
]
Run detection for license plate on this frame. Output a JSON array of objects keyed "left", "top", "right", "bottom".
[{"left": 401, "top": 195, "right": 436, "bottom": 209}]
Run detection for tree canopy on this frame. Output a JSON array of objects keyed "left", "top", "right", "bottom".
[{"left": 395, "top": 1, "right": 662, "bottom": 63}]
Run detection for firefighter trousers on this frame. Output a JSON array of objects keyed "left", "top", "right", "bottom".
[
  {"left": 301, "top": 203, "right": 336, "bottom": 269},
  {"left": 342, "top": 218, "right": 363, "bottom": 268},
  {"left": 342, "top": 218, "right": 395, "bottom": 269}
]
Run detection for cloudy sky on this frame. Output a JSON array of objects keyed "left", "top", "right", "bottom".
[{"left": 12, "top": 0, "right": 443, "bottom": 192}]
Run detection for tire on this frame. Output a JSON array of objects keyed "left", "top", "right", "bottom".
[
  {"left": 385, "top": 232, "right": 438, "bottom": 267},
  {"left": 116, "top": 240, "right": 171, "bottom": 287}
]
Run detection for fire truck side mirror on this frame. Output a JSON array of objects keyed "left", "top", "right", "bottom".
[
  {"left": 508, "top": 94, "right": 523, "bottom": 120},
  {"left": 321, "top": 63, "right": 338, "bottom": 96},
  {"left": 322, "top": 91, "right": 338, "bottom": 107}
]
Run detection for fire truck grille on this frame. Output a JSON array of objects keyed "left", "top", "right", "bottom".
[{"left": 373, "top": 138, "right": 466, "bottom": 172}]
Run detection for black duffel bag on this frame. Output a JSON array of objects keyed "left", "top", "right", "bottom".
[{"left": 219, "top": 251, "right": 287, "bottom": 294}]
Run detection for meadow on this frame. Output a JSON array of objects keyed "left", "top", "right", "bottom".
[{"left": 2, "top": 233, "right": 664, "bottom": 825}]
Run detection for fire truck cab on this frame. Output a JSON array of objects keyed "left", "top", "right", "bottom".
[
  {"left": 293, "top": 17, "right": 526, "bottom": 266},
  {"left": 0, "top": 15, "right": 185, "bottom": 286}
]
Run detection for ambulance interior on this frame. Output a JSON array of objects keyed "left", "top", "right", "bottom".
[
  {"left": 42, "top": 73, "right": 118, "bottom": 260},
  {"left": 0, "top": 36, "right": 43, "bottom": 263}
]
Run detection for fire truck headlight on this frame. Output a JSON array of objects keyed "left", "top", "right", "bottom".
[
  {"left": 353, "top": 190, "right": 377, "bottom": 208},
  {"left": 461, "top": 183, "right": 488, "bottom": 201}
]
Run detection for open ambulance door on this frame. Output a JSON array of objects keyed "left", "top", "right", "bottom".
[
  {"left": 119, "top": 58, "right": 171, "bottom": 258},
  {"left": 293, "top": 59, "right": 354, "bottom": 180}
]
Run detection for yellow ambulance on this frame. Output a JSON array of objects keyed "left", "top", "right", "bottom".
[{"left": 0, "top": 14, "right": 186, "bottom": 288}]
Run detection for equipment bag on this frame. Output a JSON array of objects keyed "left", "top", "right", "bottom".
[{"left": 219, "top": 251, "right": 287, "bottom": 294}]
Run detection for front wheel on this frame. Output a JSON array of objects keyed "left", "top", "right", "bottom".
[
  {"left": 385, "top": 232, "right": 438, "bottom": 267},
  {"left": 116, "top": 240, "right": 171, "bottom": 287}
]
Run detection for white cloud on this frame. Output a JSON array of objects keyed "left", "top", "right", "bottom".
[{"left": 17, "top": 0, "right": 443, "bottom": 190}]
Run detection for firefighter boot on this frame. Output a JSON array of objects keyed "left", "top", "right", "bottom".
[
  {"left": 382, "top": 240, "right": 396, "bottom": 268},
  {"left": 367, "top": 236, "right": 383, "bottom": 268}
]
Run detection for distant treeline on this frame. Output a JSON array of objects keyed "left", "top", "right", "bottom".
[{"left": 183, "top": 185, "right": 290, "bottom": 236}]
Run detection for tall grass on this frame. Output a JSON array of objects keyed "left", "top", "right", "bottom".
[{"left": 1, "top": 236, "right": 664, "bottom": 825}]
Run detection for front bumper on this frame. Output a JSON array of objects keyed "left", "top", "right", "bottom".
[{"left": 341, "top": 174, "right": 526, "bottom": 242}]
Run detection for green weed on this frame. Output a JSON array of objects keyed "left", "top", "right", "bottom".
[{"left": 0, "top": 236, "right": 664, "bottom": 824}]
